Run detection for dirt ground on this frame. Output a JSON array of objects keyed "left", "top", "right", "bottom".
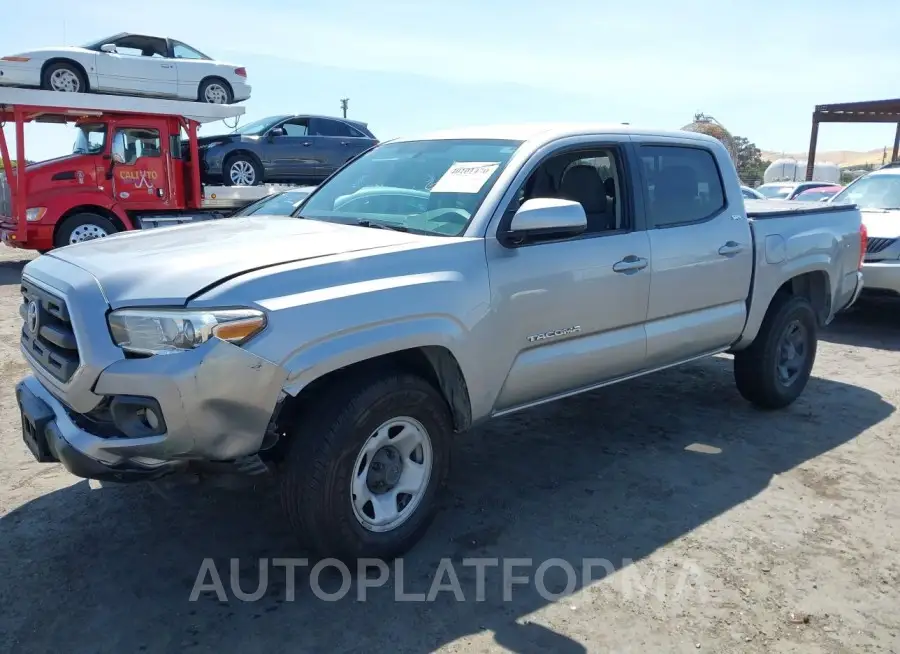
[{"left": 0, "top": 244, "right": 898, "bottom": 654}]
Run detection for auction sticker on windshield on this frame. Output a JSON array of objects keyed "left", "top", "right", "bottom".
[{"left": 430, "top": 162, "right": 500, "bottom": 193}]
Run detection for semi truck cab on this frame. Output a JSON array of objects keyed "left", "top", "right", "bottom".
[{"left": 0, "top": 88, "right": 294, "bottom": 251}]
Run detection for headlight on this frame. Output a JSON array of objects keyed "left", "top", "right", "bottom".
[
  {"left": 107, "top": 308, "right": 266, "bottom": 355},
  {"left": 25, "top": 207, "right": 46, "bottom": 222}
]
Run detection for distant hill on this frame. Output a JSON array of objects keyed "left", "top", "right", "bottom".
[{"left": 761, "top": 148, "right": 894, "bottom": 168}]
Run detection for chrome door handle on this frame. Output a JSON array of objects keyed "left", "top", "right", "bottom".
[
  {"left": 161, "top": 64, "right": 174, "bottom": 68},
  {"left": 613, "top": 256, "right": 648, "bottom": 274},
  {"left": 718, "top": 241, "right": 743, "bottom": 256},
  {"left": 302, "top": 142, "right": 312, "bottom": 146}
]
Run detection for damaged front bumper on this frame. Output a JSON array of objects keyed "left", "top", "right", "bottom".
[{"left": 17, "top": 338, "right": 289, "bottom": 483}]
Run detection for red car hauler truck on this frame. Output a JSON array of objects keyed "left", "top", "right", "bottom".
[{"left": 0, "top": 88, "right": 286, "bottom": 251}]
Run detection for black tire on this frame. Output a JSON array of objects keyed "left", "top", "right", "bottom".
[
  {"left": 54, "top": 213, "right": 117, "bottom": 248},
  {"left": 198, "top": 77, "right": 233, "bottom": 104},
  {"left": 223, "top": 154, "right": 263, "bottom": 186},
  {"left": 279, "top": 372, "right": 453, "bottom": 562},
  {"left": 734, "top": 293, "right": 818, "bottom": 410},
  {"left": 41, "top": 61, "right": 88, "bottom": 94}
]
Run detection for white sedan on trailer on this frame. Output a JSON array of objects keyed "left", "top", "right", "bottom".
[{"left": 0, "top": 33, "right": 250, "bottom": 104}]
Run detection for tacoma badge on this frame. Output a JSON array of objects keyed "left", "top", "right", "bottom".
[{"left": 527, "top": 326, "right": 581, "bottom": 343}]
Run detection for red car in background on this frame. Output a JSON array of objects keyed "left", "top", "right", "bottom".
[{"left": 793, "top": 185, "right": 843, "bottom": 202}]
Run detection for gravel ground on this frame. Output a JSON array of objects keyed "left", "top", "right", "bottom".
[{"left": 0, "top": 245, "right": 898, "bottom": 653}]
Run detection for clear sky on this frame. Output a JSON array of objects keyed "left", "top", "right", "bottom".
[{"left": 3, "top": 0, "right": 900, "bottom": 162}]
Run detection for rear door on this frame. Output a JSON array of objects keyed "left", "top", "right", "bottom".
[
  {"left": 632, "top": 138, "right": 753, "bottom": 368},
  {"left": 309, "top": 118, "right": 369, "bottom": 176}
]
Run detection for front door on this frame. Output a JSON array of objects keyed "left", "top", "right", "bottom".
[
  {"left": 632, "top": 139, "right": 753, "bottom": 368},
  {"left": 95, "top": 36, "right": 178, "bottom": 96},
  {"left": 266, "top": 118, "right": 325, "bottom": 180},
  {"left": 485, "top": 141, "right": 652, "bottom": 413},
  {"left": 110, "top": 125, "right": 171, "bottom": 211}
]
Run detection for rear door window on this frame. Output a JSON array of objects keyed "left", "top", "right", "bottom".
[{"left": 639, "top": 145, "right": 726, "bottom": 227}]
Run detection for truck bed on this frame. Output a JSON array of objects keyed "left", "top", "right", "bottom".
[{"left": 745, "top": 198, "right": 857, "bottom": 219}]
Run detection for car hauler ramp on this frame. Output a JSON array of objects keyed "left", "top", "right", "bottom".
[{"left": 0, "top": 87, "right": 245, "bottom": 123}]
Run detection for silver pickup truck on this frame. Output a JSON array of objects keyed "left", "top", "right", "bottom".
[{"left": 16, "top": 124, "right": 865, "bottom": 560}]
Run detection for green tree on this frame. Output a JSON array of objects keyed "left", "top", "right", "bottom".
[{"left": 732, "top": 135, "right": 768, "bottom": 185}]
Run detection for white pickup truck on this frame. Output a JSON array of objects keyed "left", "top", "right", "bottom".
[{"left": 16, "top": 123, "right": 865, "bottom": 561}]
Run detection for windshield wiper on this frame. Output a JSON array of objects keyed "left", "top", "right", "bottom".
[{"left": 356, "top": 219, "right": 409, "bottom": 232}]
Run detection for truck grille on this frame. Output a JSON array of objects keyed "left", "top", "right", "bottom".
[
  {"left": 0, "top": 172, "right": 11, "bottom": 219},
  {"left": 20, "top": 279, "right": 81, "bottom": 383},
  {"left": 866, "top": 237, "right": 896, "bottom": 254}
]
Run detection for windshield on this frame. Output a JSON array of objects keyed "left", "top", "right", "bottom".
[
  {"left": 234, "top": 190, "right": 312, "bottom": 216},
  {"left": 295, "top": 138, "right": 522, "bottom": 236},
  {"left": 757, "top": 184, "right": 795, "bottom": 199},
  {"left": 232, "top": 116, "right": 287, "bottom": 136},
  {"left": 796, "top": 189, "right": 837, "bottom": 202},
  {"left": 81, "top": 34, "right": 121, "bottom": 48},
  {"left": 72, "top": 123, "right": 107, "bottom": 155},
  {"left": 831, "top": 174, "right": 900, "bottom": 210}
]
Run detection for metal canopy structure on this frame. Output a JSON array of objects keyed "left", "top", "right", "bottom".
[{"left": 806, "top": 98, "right": 900, "bottom": 180}]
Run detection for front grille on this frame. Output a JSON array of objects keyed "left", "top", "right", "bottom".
[
  {"left": 20, "top": 279, "right": 81, "bottom": 383},
  {"left": 866, "top": 237, "right": 896, "bottom": 254}
]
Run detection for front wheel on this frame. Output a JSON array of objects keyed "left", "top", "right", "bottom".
[
  {"left": 279, "top": 373, "right": 452, "bottom": 562},
  {"left": 734, "top": 293, "right": 818, "bottom": 409},
  {"left": 41, "top": 62, "right": 87, "bottom": 94},
  {"left": 54, "top": 213, "right": 117, "bottom": 248},
  {"left": 224, "top": 155, "right": 262, "bottom": 186}
]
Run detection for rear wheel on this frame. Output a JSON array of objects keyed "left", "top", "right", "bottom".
[
  {"left": 41, "top": 62, "right": 87, "bottom": 94},
  {"left": 279, "top": 372, "right": 452, "bottom": 562},
  {"left": 55, "top": 213, "right": 117, "bottom": 248},
  {"left": 734, "top": 293, "right": 818, "bottom": 409},
  {"left": 198, "top": 78, "right": 233, "bottom": 104}
]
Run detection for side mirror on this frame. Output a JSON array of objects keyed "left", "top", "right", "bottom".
[
  {"left": 500, "top": 198, "right": 586, "bottom": 246},
  {"left": 268, "top": 127, "right": 286, "bottom": 140},
  {"left": 100, "top": 43, "right": 117, "bottom": 53}
]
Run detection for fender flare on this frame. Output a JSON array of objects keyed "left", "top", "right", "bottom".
[
  {"left": 279, "top": 315, "right": 473, "bottom": 399},
  {"left": 734, "top": 256, "right": 833, "bottom": 349}
]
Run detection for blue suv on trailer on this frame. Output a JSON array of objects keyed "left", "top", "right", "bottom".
[{"left": 196, "top": 114, "right": 378, "bottom": 186}]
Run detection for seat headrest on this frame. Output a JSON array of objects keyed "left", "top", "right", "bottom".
[{"left": 560, "top": 165, "right": 607, "bottom": 214}]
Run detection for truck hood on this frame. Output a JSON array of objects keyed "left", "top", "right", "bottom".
[
  {"left": 25, "top": 154, "right": 82, "bottom": 172},
  {"left": 47, "top": 216, "right": 431, "bottom": 308},
  {"left": 860, "top": 209, "right": 900, "bottom": 239}
]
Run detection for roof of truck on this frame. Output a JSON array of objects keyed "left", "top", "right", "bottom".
[
  {"left": 0, "top": 88, "right": 245, "bottom": 124},
  {"left": 392, "top": 123, "right": 725, "bottom": 146}
]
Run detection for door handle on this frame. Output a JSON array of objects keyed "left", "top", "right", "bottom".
[
  {"left": 160, "top": 64, "right": 174, "bottom": 68},
  {"left": 613, "top": 255, "right": 648, "bottom": 274},
  {"left": 341, "top": 141, "right": 350, "bottom": 146},
  {"left": 302, "top": 142, "right": 312, "bottom": 147},
  {"left": 718, "top": 241, "right": 743, "bottom": 256}
]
